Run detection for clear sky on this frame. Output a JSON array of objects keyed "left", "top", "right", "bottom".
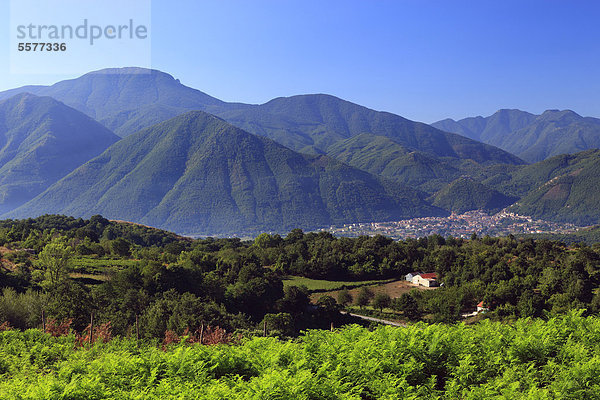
[{"left": 1, "top": 0, "right": 599, "bottom": 123}]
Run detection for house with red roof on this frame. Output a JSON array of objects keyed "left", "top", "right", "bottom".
[
  {"left": 411, "top": 272, "right": 439, "bottom": 287},
  {"left": 477, "top": 301, "right": 489, "bottom": 313}
]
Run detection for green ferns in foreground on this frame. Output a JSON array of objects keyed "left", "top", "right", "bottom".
[{"left": 1, "top": 312, "right": 600, "bottom": 399}]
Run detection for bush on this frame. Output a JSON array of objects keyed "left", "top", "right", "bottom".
[{"left": 1, "top": 312, "right": 600, "bottom": 398}]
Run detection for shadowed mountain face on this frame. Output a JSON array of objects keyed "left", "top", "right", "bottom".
[
  {"left": 434, "top": 109, "right": 600, "bottom": 163},
  {"left": 7, "top": 111, "right": 447, "bottom": 235},
  {"left": 0, "top": 93, "right": 120, "bottom": 213}
]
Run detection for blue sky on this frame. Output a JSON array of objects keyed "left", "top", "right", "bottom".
[{"left": 1, "top": 0, "right": 599, "bottom": 122}]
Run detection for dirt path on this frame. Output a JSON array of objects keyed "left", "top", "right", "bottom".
[{"left": 340, "top": 311, "right": 407, "bottom": 327}]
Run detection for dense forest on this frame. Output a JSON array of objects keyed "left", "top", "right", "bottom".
[
  {"left": 0, "top": 215, "right": 352, "bottom": 337},
  {"left": 1, "top": 215, "right": 600, "bottom": 337},
  {"left": 257, "top": 229, "right": 600, "bottom": 323}
]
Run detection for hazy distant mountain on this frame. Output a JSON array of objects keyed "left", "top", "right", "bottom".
[
  {"left": 434, "top": 109, "right": 600, "bottom": 163},
  {"left": 0, "top": 93, "right": 119, "bottom": 213},
  {"left": 433, "top": 109, "right": 536, "bottom": 142},
  {"left": 7, "top": 112, "right": 446, "bottom": 235},
  {"left": 99, "top": 104, "right": 190, "bottom": 137},
  {"left": 0, "top": 68, "right": 224, "bottom": 137},
  {"left": 0, "top": 68, "right": 525, "bottom": 169}
]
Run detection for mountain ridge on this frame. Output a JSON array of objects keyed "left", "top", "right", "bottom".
[
  {"left": 0, "top": 68, "right": 224, "bottom": 133},
  {"left": 0, "top": 93, "right": 120, "bottom": 213},
  {"left": 0, "top": 68, "right": 525, "bottom": 170},
  {"left": 433, "top": 109, "right": 600, "bottom": 163}
]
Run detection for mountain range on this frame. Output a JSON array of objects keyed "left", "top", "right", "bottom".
[
  {"left": 0, "top": 69, "right": 523, "bottom": 166},
  {"left": 433, "top": 109, "right": 600, "bottom": 163},
  {"left": 1, "top": 67, "right": 600, "bottom": 233},
  {"left": 211, "top": 94, "right": 525, "bottom": 165}
]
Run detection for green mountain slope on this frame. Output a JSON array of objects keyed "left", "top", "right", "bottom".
[
  {"left": 434, "top": 109, "right": 600, "bottom": 163},
  {"left": 502, "top": 110, "right": 600, "bottom": 162},
  {"left": 487, "top": 149, "right": 600, "bottom": 198},
  {"left": 507, "top": 150, "right": 600, "bottom": 225},
  {"left": 0, "top": 93, "right": 119, "bottom": 213},
  {"left": 431, "top": 177, "right": 517, "bottom": 214},
  {"left": 326, "top": 133, "right": 463, "bottom": 193},
  {"left": 6, "top": 112, "right": 446, "bottom": 235}
]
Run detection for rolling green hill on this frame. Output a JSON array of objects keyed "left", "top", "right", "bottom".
[
  {"left": 431, "top": 177, "right": 517, "bottom": 214},
  {"left": 434, "top": 109, "right": 600, "bottom": 163},
  {"left": 0, "top": 93, "right": 119, "bottom": 214},
  {"left": 6, "top": 112, "right": 446, "bottom": 235}
]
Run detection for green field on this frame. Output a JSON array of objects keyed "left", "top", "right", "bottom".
[
  {"left": 282, "top": 276, "right": 395, "bottom": 292},
  {"left": 2, "top": 312, "right": 600, "bottom": 399}
]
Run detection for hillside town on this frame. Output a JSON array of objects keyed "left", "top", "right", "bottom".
[{"left": 325, "top": 210, "right": 583, "bottom": 239}]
